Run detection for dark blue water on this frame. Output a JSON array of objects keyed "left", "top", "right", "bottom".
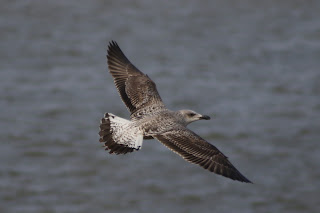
[{"left": 1, "top": 1, "right": 320, "bottom": 212}]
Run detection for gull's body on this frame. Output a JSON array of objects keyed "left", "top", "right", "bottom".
[{"left": 99, "top": 41, "right": 252, "bottom": 183}]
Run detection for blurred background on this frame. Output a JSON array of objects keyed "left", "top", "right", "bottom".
[{"left": 1, "top": 0, "right": 319, "bottom": 212}]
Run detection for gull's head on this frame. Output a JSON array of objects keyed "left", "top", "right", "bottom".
[{"left": 178, "top": 109, "right": 211, "bottom": 126}]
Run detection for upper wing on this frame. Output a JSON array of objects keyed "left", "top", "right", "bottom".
[
  {"left": 154, "top": 128, "right": 252, "bottom": 183},
  {"left": 107, "top": 41, "right": 165, "bottom": 118}
]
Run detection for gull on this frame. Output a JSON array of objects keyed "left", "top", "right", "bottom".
[{"left": 99, "top": 41, "right": 252, "bottom": 183}]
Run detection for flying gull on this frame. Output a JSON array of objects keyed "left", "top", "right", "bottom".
[{"left": 99, "top": 41, "right": 252, "bottom": 183}]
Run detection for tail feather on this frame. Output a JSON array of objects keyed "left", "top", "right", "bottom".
[{"left": 99, "top": 113, "right": 143, "bottom": 155}]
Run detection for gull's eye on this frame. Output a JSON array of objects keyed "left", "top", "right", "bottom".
[{"left": 188, "top": 112, "right": 196, "bottom": 117}]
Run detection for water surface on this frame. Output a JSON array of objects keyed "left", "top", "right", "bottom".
[{"left": 1, "top": 1, "right": 320, "bottom": 213}]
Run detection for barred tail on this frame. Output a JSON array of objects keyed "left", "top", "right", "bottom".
[{"left": 99, "top": 113, "right": 143, "bottom": 155}]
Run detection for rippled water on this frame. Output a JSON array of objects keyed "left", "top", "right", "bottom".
[{"left": 1, "top": 1, "right": 320, "bottom": 213}]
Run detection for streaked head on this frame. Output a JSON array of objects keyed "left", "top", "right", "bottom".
[{"left": 178, "top": 109, "right": 211, "bottom": 126}]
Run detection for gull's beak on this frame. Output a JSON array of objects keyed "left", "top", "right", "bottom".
[{"left": 200, "top": 115, "right": 211, "bottom": 120}]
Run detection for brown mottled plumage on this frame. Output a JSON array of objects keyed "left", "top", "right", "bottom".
[
  {"left": 99, "top": 41, "right": 252, "bottom": 183},
  {"left": 107, "top": 41, "right": 165, "bottom": 119}
]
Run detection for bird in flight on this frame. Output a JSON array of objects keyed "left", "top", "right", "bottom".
[{"left": 99, "top": 41, "right": 252, "bottom": 183}]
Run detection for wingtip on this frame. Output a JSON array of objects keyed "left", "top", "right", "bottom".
[
  {"left": 106, "top": 40, "right": 131, "bottom": 65},
  {"left": 242, "top": 178, "right": 253, "bottom": 184},
  {"left": 107, "top": 40, "right": 118, "bottom": 53},
  {"left": 108, "top": 40, "right": 118, "bottom": 47},
  {"left": 246, "top": 178, "right": 253, "bottom": 184},
  {"left": 237, "top": 174, "right": 253, "bottom": 184}
]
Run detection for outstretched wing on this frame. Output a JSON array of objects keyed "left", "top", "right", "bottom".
[
  {"left": 154, "top": 128, "right": 252, "bottom": 183},
  {"left": 107, "top": 41, "right": 165, "bottom": 118}
]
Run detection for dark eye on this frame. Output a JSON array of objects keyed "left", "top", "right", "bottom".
[{"left": 188, "top": 113, "right": 196, "bottom": 116}]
